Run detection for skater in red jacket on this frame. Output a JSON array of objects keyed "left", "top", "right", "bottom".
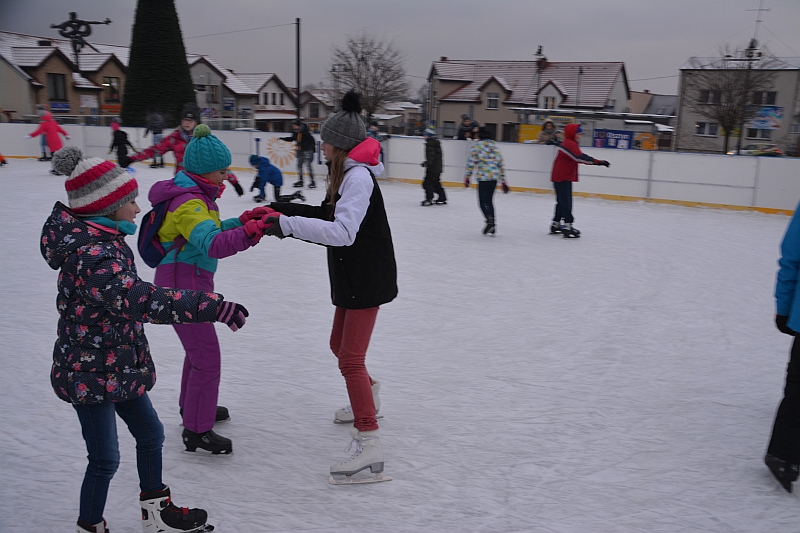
[
  {"left": 549, "top": 123, "right": 609, "bottom": 238},
  {"left": 26, "top": 112, "right": 70, "bottom": 174}
]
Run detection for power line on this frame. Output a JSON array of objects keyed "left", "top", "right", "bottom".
[
  {"left": 185, "top": 22, "right": 295, "bottom": 40},
  {"left": 761, "top": 24, "right": 800, "bottom": 55},
  {"left": 629, "top": 74, "right": 680, "bottom": 81}
]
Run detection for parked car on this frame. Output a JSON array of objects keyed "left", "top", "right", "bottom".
[{"left": 727, "top": 144, "right": 783, "bottom": 156}]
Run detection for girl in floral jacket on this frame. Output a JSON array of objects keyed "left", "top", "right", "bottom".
[
  {"left": 41, "top": 147, "right": 248, "bottom": 533},
  {"left": 464, "top": 127, "right": 508, "bottom": 235}
]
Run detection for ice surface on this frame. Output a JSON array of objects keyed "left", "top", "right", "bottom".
[{"left": 0, "top": 159, "right": 797, "bottom": 532}]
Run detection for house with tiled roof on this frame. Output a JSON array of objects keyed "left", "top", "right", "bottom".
[
  {"left": 235, "top": 72, "right": 297, "bottom": 132},
  {"left": 298, "top": 88, "right": 340, "bottom": 132},
  {"left": 0, "top": 30, "right": 129, "bottom": 119},
  {"left": 428, "top": 55, "right": 630, "bottom": 141}
]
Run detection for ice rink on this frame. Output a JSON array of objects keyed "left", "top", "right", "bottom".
[{"left": 1, "top": 158, "right": 798, "bottom": 532}]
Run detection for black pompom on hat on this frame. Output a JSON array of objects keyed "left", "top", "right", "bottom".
[{"left": 320, "top": 90, "right": 366, "bottom": 151}]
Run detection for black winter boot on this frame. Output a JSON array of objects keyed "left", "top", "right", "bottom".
[{"left": 765, "top": 453, "right": 798, "bottom": 493}]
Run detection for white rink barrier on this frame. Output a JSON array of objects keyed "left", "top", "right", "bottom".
[{"left": 2, "top": 124, "right": 798, "bottom": 214}]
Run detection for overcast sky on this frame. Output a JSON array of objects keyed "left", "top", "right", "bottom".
[{"left": 2, "top": 0, "right": 799, "bottom": 97}]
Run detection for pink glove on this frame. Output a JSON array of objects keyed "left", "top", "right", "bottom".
[
  {"left": 243, "top": 213, "right": 281, "bottom": 243},
  {"left": 239, "top": 206, "right": 277, "bottom": 224}
]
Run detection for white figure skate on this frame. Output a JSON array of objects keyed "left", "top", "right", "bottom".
[
  {"left": 329, "top": 427, "right": 392, "bottom": 485},
  {"left": 334, "top": 380, "right": 382, "bottom": 424},
  {"left": 140, "top": 485, "right": 214, "bottom": 532}
]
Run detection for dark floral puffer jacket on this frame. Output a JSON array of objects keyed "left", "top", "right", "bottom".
[{"left": 41, "top": 202, "right": 223, "bottom": 405}]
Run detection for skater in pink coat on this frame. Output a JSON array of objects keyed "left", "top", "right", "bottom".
[{"left": 26, "top": 112, "right": 70, "bottom": 175}]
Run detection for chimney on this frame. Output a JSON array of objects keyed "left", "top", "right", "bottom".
[
  {"left": 644, "top": 89, "right": 649, "bottom": 93},
  {"left": 537, "top": 57, "right": 548, "bottom": 71},
  {"left": 440, "top": 56, "right": 448, "bottom": 62}
]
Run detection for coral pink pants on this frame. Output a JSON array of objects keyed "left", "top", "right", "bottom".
[{"left": 330, "top": 306, "right": 379, "bottom": 432}]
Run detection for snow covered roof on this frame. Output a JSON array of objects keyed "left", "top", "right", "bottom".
[
  {"left": 371, "top": 114, "right": 403, "bottom": 121},
  {"left": 432, "top": 59, "right": 627, "bottom": 108},
  {"left": 72, "top": 72, "right": 101, "bottom": 89},
  {"left": 188, "top": 55, "right": 258, "bottom": 96},
  {"left": 0, "top": 30, "right": 130, "bottom": 69},
  {"left": 236, "top": 73, "right": 275, "bottom": 93},
  {"left": 9, "top": 46, "right": 58, "bottom": 67},
  {"left": 304, "top": 89, "right": 336, "bottom": 108}
]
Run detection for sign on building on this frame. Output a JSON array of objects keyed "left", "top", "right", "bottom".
[
  {"left": 593, "top": 129, "right": 632, "bottom": 149},
  {"left": 748, "top": 106, "right": 784, "bottom": 129}
]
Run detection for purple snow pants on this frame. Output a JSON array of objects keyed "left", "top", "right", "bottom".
[{"left": 155, "top": 263, "right": 220, "bottom": 433}]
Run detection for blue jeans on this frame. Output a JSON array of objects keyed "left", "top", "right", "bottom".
[{"left": 73, "top": 393, "right": 165, "bottom": 524}]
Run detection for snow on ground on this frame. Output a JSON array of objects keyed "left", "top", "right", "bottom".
[{"left": 0, "top": 158, "right": 798, "bottom": 532}]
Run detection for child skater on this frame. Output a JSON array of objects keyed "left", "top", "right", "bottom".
[
  {"left": 464, "top": 127, "right": 508, "bottom": 235},
  {"left": 26, "top": 111, "right": 70, "bottom": 174},
  {"left": 262, "top": 91, "right": 397, "bottom": 483},
  {"left": 148, "top": 124, "right": 275, "bottom": 454},
  {"left": 108, "top": 118, "right": 136, "bottom": 168},
  {"left": 42, "top": 147, "right": 251, "bottom": 533},
  {"left": 549, "top": 123, "right": 609, "bottom": 238},
  {"left": 249, "top": 154, "right": 283, "bottom": 203},
  {"left": 129, "top": 103, "right": 244, "bottom": 196}
]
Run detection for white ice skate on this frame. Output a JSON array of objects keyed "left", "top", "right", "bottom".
[
  {"left": 140, "top": 485, "right": 214, "bottom": 532},
  {"left": 334, "top": 380, "right": 382, "bottom": 424},
  {"left": 76, "top": 519, "right": 108, "bottom": 533},
  {"left": 329, "top": 427, "right": 392, "bottom": 485}
]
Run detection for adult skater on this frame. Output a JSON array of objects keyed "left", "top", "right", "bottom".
[
  {"left": 768, "top": 200, "right": 800, "bottom": 493},
  {"left": 26, "top": 111, "right": 69, "bottom": 174},
  {"left": 420, "top": 127, "right": 446, "bottom": 206},
  {"left": 263, "top": 90, "right": 397, "bottom": 483},
  {"left": 147, "top": 125, "right": 275, "bottom": 455},
  {"left": 281, "top": 118, "right": 316, "bottom": 188},
  {"left": 129, "top": 103, "right": 244, "bottom": 196},
  {"left": 108, "top": 118, "right": 136, "bottom": 168},
  {"left": 464, "top": 127, "right": 508, "bottom": 235},
  {"left": 549, "top": 123, "right": 609, "bottom": 238},
  {"left": 42, "top": 147, "right": 248, "bottom": 533}
]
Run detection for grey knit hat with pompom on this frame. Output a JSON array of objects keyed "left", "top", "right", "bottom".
[
  {"left": 53, "top": 147, "right": 138, "bottom": 217},
  {"left": 320, "top": 90, "right": 366, "bottom": 151}
]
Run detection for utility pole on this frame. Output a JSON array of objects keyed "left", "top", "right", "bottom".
[
  {"left": 296, "top": 17, "right": 301, "bottom": 121},
  {"left": 734, "top": 38, "right": 758, "bottom": 155}
]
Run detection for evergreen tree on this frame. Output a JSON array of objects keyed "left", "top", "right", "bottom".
[{"left": 121, "top": 0, "right": 195, "bottom": 127}]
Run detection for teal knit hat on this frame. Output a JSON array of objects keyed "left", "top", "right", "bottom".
[{"left": 183, "top": 124, "right": 231, "bottom": 174}]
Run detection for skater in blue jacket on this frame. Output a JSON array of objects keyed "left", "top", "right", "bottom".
[{"left": 249, "top": 154, "right": 283, "bottom": 203}]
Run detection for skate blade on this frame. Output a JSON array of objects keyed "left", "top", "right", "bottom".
[
  {"left": 329, "top": 473, "right": 392, "bottom": 485},
  {"left": 333, "top": 414, "right": 384, "bottom": 425},
  {"left": 182, "top": 448, "right": 233, "bottom": 457}
]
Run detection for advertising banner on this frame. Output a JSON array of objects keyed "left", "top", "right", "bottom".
[
  {"left": 748, "top": 106, "right": 784, "bottom": 129},
  {"left": 50, "top": 102, "right": 70, "bottom": 113},
  {"left": 593, "top": 129, "right": 632, "bottom": 149}
]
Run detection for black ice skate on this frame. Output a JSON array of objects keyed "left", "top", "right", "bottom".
[
  {"left": 765, "top": 453, "right": 798, "bottom": 493},
  {"left": 421, "top": 200, "right": 433, "bottom": 206},
  {"left": 150, "top": 163, "right": 160, "bottom": 169},
  {"left": 434, "top": 199, "right": 447, "bottom": 205},
  {"left": 140, "top": 485, "right": 214, "bottom": 532},
  {"left": 253, "top": 195, "right": 266, "bottom": 203},
  {"left": 562, "top": 223, "right": 580, "bottom": 238},
  {"left": 550, "top": 222, "right": 565, "bottom": 234},
  {"left": 293, "top": 179, "right": 304, "bottom": 188},
  {"left": 483, "top": 218, "right": 496, "bottom": 235},
  {"left": 180, "top": 405, "right": 230, "bottom": 422},
  {"left": 182, "top": 429, "right": 232, "bottom": 455},
  {"left": 308, "top": 179, "right": 317, "bottom": 189}
]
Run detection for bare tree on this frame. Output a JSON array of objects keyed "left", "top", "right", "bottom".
[
  {"left": 331, "top": 33, "right": 409, "bottom": 121},
  {"left": 681, "top": 40, "right": 779, "bottom": 152}
]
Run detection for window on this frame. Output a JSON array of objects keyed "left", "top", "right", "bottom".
[
  {"left": 698, "top": 90, "right": 721, "bottom": 104},
  {"left": 752, "top": 91, "right": 777, "bottom": 105},
  {"left": 695, "top": 122, "right": 719, "bottom": 136},
  {"left": 103, "top": 77, "right": 120, "bottom": 102},
  {"left": 206, "top": 85, "right": 218, "bottom": 104},
  {"left": 623, "top": 106, "right": 631, "bottom": 113},
  {"left": 486, "top": 92, "right": 499, "bottom": 110},
  {"left": 262, "top": 93, "right": 268, "bottom": 105},
  {"left": 790, "top": 124, "right": 800, "bottom": 135},
  {"left": 433, "top": 90, "right": 437, "bottom": 108},
  {"left": 747, "top": 128, "right": 772, "bottom": 139},
  {"left": 309, "top": 102, "right": 320, "bottom": 119},
  {"left": 272, "top": 93, "right": 276, "bottom": 105},
  {"left": 442, "top": 121, "right": 456, "bottom": 137},
  {"left": 280, "top": 93, "right": 284, "bottom": 106},
  {"left": 46, "top": 73, "right": 66, "bottom": 100},
  {"left": 543, "top": 96, "right": 555, "bottom": 109}
]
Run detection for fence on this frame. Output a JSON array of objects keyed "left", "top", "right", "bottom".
[{"left": 2, "top": 124, "right": 798, "bottom": 213}]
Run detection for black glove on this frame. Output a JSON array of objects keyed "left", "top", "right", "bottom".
[
  {"left": 232, "top": 181, "right": 244, "bottom": 196},
  {"left": 263, "top": 216, "right": 285, "bottom": 239},
  {"left": 250, "top": 177, "right": 259, "bottom": 192},
  {"left": 216, "top": 301, "right": 249, "bottom": 331},
  {"left": 776, "top": 315, "right": 798, "bottom": 336},
  {"left": 420, "top": 162, "right": 427, "bottom": 168},
  {"left": 597, "top": 160, "right": 610, "bottom": 167}
]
